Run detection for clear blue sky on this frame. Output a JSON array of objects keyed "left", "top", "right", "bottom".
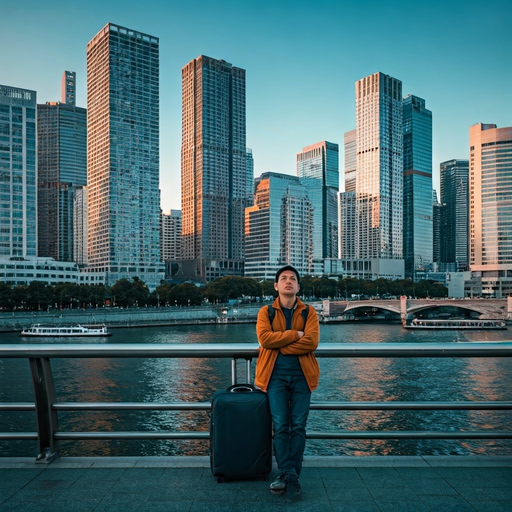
[{"left": 1, "top": 0, "right": 510, "bottom": 211}]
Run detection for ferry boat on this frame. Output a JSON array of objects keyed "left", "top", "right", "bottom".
[
  {"left": 404, "top": 318, "right": 507, "bottom": 330},
  {"left": 20, "top": 323, "right": 111, "bottom": 337}
]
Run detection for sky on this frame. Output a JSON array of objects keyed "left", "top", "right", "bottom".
[{"left": 1, "top": 0, "right": 511, "bottom": 211}]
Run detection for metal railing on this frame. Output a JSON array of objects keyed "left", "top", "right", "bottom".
[{"left": 1, "top": 342, "right": 512, "bottom": 462}]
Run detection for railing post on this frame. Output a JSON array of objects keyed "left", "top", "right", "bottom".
[
  {"left": 231, "top": 358, "right": 237, "bottom": 385},
  {"left": 245, "top": 358, "right": 252, "bottom": 384},
  {"left": 29, "top": 357, "right": 60, "bottom": 463}
]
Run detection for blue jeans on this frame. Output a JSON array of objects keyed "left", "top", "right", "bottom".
[{"left": 266, "top": 374, "right": 311, "bottom": 478}]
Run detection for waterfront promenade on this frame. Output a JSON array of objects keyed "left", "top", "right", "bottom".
[{"left": 1, "top": 455, "right": 512, "bottom": 511}]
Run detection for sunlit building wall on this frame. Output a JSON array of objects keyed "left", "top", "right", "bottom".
[
  {"left": 181, "top": 56, "right": 246, "bottom": 281},
  {"left": 469, "top": 123, "right": 512, "bottom": 297},
  {"left": 297, "top": 141, "right": 339, "bottom": 275},
  {"left": 402, "top": 94, "right": 433, "bottom": 279},
  {"left": 339, "top": 191, "right": 356, "bottom": 260},
  {"left": 37, "top": 101, "right": 87, "bottom": 262},
  {"left": 85, "top": 23, "right": 163, "bottom": 290},
  {"left": 440, "top": 159, "right": 469, "bottom": 271},
  {"left": 245, "top": 172, "right": 312, "bottom": 281},
  {"left": 353, "top": 72, "right": 404, "bottom": 279},
  {"left": 0, "top": 85, "right": 37, "bottom": 258}
]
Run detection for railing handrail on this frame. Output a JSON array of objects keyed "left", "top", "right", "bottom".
[
  {"left": 2, "top": 341, "right": 512, "bottom": 463},
  {"left": 2, "top": 341, "right": 512, "bottom": 358}
]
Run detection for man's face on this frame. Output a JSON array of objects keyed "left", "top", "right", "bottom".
[{"left": 274, "top": 271, "right": 300, "bottom": 297}]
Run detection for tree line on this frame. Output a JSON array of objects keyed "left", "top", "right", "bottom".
[{"left": 0, "top": 275, "right": 447, "bottom": 311}]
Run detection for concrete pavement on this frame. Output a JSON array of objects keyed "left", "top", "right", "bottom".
[{"left": 1, "top": 456, "right": 512, "bottom": 511}]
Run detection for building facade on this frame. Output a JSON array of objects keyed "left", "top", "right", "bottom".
[
  {"left": 161, "top": 209, "right": 182, "bottom": 262},
  {"left": 344, "top": 129, "right": 356, "bottom": 193},
  {"left": 297, "top": 141, "right": 339, "bottom": 274},
  {"left": 349, "top": 72, "right": 404, "bottom": 279},
  {"left": 402, "top": 94, "right": 433, "bottom": 279},
  {"left": 246, "top": 148, "right": 254, "bottom": 208},
  {"left": 432, "top": 190, "right": 442, "bottom": 268},
  {"left": 0, "top": 85, "right": 37, "bottom": 259},
  {"left": 468, "top": 123, "right": 512, "bottom": 297},
  {"left": 37, "top": 101, "right": 87, "bottom": 262},
  {"left": 440, "top": 159, "right": 469, "bottom": 271},
  {"left": 245, "top": 172, "right": 312, "bottom": 281},
  {"left": 61, "top": 71, "right": 76, "bottom": 106},
  {"left": 73, "top": 186, "right": 87, "bottom": 266},
  {"left": 85, "top": 23, "right": 164, "bottom": 290},
  {"left": 181, "top": 55, "right": 246, "bottom": 282}
]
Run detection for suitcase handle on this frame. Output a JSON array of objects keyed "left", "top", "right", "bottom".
[{"left": 227, "top": 384, "right": 256, "bottom": 393}]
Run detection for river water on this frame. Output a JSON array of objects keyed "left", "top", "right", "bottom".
[{"left": 1, "top": 322, "right": 512, "bottom": 458}]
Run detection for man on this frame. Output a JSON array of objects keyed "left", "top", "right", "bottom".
[{"left": 255, "top": 265, "right": 320, "bottom": 502}]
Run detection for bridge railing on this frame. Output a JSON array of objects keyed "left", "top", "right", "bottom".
[{"left": 1, "top": 342, "right": 512, "bottom": 462}]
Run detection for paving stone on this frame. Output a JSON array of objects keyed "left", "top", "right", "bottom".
[{"left": 330, "top": 501, "right": 380, "bottom": 512}]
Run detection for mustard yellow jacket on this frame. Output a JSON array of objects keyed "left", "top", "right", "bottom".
[{"left": 255, "top": 297, "right": 320, "bottom": 392}]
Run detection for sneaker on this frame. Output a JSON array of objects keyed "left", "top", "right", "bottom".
[
  {"left": 269, "top": 473, "right": 286, "bottom": 493},
  {"left": 284, "top": 475, "right": 301, "bottom": 502}
]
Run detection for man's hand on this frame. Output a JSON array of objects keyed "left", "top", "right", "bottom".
[{"left": 297, "top": 331, "right": 304, "bottom": 339}]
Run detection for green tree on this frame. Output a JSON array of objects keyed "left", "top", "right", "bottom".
[
  {"left": 110, "top": 277, "right": 150, "bottom": 307},
  {"left": 0, "top": 281, "right": 13, "bottom": 310},
  {"left": 26, "top": 281, "right": 54, "bottom": 310},
  {"left": 169, "top": 282, "right": 203, "bottom": 306},
  {"left": 203, "top": 276, "right": 261, "bottom": 303}
]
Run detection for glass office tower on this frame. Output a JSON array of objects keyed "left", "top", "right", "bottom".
[
  {"left": 0, "top": 85, "right": 37, "bottom": 258},
  {"left": 297, "top": 141, "right": 339, "bottom": 274},
  {"left": 37, "top": 101, "right": 87, "bottom": 261},
  {"left": 469, "top": 123, "right": 512, "bottom": 296},
  {"left": 246, "top": 149, "right": 254, "bottom": 207},
  {"left": 181, "top": 56, "right": 246, "bottom": 281},
  {"left": 354, "top": 72, "right": 404, "bottom": 279},
  {"left": 440, "top": 159, "right": 469, "bottom": 271},
  {"left": 402, "top": 94, "right": 433, "bottom": 279},
  {"left": 245, "top": 172, "right": 312, "bottom": 281},
  {"left": 86, "top": 23, "right": 163, "bottom": 290}
]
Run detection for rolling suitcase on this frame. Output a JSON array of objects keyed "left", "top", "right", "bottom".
[{"left": 210, "top": 383, "right": 272, "bottom": 482}]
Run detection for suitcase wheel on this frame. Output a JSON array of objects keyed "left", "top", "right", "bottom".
[{"left": 217, "top": 476, "right": 223, "bottom": 483}]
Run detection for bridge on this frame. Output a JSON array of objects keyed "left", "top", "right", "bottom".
[{"left": 322, "top": 298, "right": 512, "bottom": 323}]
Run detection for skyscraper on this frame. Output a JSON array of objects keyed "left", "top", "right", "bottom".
[
  {"left": 297, "top": 141, "right": 339, "bottom": 274},
  {"left": 245, "top": 172, "right": 312, "bottom": 281},
  {"left": 161, "top": 209, "right": 182, "bottom": 262},
  {"left": 432, "top": 190, "right": 442, "bottom": 268},
  {"left": 86, "top": 23, "right": 163, "bottom": 290},
  {"left": 440, "top": 159, "right": 469, "bottom": 271},
  {"left": 340, "top": 129, "right": 357, "bottom": 263},
  {"left": 37, "top": 99, "right": 87, "bottom": 261},
  {"left": 246, "top": 148, "right": 254, "bottom": 207},
  {"left": 354, "top": 72, "right": 404, "bottom": 279},
  {"left": 181, "top": 55, "right": 246, "bottom": 282},
  {"left": 0, "top": 85, "right": 37, "bottom": 258},
  {"left": 73, "top": 186, "right": 87, "bottom": 266},
  {"left": 402, "top": 94, "right": 433, "bottom": 279},
  {"left": 61, "top": 71, "right": 76, "bottom": 106},
  {"left": 344, "top": 129, "right": 356, "bottom": 193},
  {"left": 469, "top": 123, "right": 512, "bottom": 297}
]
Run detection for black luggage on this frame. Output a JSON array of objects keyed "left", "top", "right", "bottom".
[{"left": 210, "top": 383, "right": 272, "bottom": 482}]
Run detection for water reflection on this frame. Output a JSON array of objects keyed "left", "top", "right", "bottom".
[{"left": 1, "top": 323, "right": 511, "bottom": 457}]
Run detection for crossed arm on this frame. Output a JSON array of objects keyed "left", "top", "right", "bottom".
[{"left": 256, "top": 307, "right": 319, "bottom": 355}]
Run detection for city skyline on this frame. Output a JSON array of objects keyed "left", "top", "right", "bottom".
[{"left": 1, "top": 0, "right": 511, "bottom": 212}]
